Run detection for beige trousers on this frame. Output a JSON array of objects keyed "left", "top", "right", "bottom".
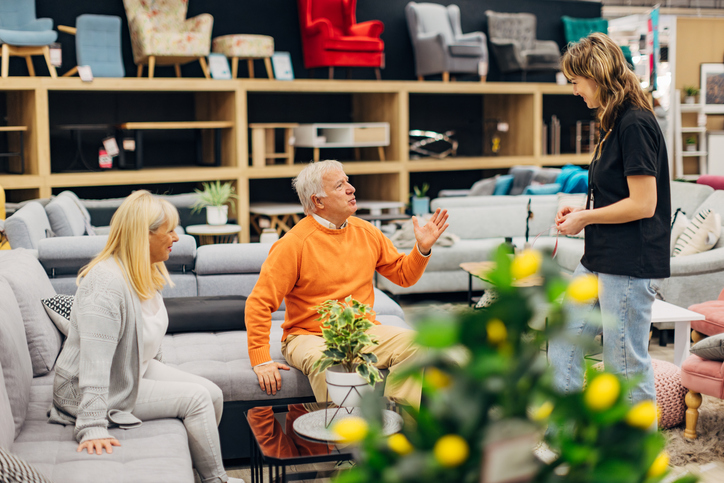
[{"left": 281, "top": 325, "right": 422, "bottom": 409}]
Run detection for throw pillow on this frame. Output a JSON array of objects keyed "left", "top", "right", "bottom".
[
  {"left": 672, "top": 209, "right": 721, "bottom": 257},
  {"left": 690, "top": 332, "right": 724, "bottom": 361},
  {"left": 41, "top": 294, "right": 74, "bottom": 336},
  {"left": 523, "top": 183, "right": 562, "bottom": 196},
  {"left": 0, "top": 448, "right": 52, "bottom": 483},
  {"left": 493, "top": 174, "right": 514, "bottom": 196},
  {"left": 550, "top": 193, "right": 587, "bottom": 238},
  {"left": 469, "top": 175, "right": 499, "bottom": 196},
  {"left": 670, "top": 208, "right": 688, "bottom": 256}
]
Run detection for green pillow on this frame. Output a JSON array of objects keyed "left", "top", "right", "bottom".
[{"left": 690, "top": 333, "right": 724, "bottom": 361}]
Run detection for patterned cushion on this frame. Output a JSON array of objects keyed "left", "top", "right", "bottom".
[
  {"left": 212, "top": 34, "right": 274, "bottom": 58},
  {"left": 673, "top": 209, "right": 721, "bottom": 257},
  {"left": 0, "top": 448, "right": 52, "bottom": 483},
  {"left": 41, "top": 295, "right": 73, "bottom": 336},
  {"left": 670, "top": 209, "right": 688, "bottom": 256},
  {"left": 690, "top": 332, "right": 724, "bottom": 361}
]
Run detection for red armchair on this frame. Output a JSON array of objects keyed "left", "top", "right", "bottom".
[{"left": 297, "top": 0, "right": 384, "bottom": 79}]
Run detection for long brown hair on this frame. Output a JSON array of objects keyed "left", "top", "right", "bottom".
[{"left": 561, "top": 32, "right": 652, "bottom": 132}]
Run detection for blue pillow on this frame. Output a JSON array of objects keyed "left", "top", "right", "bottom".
[
  {"left": 562, "top": 172, "right": 588, "bottom": 193},
  {"left": 493, "top": 174, "right": 514, "bottom": 195},
  {"left": 523, "top": 183, "right": 562, "bottom": 195}
]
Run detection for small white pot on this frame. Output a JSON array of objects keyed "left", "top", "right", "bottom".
[
  {"left": 325, "top": 365, "right": 375, "bottom": 407},
  {"left": 206, "top": 205, "right": 228, "bottom": 225},
  {"left": 686, "top": 144, "right": 697, "bottom": 152},
  {"left": 684, "top": 96, "right": 696, "bottom": 104},
  {"left": 259, "top": 228, "right": 279, "bottom": 244}
]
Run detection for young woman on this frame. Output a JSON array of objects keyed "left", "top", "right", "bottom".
[
  {"left": 49, "top": 190, "right": 243, "bottom": 483},
  {"left": 549, "top": 33, "right": 670, "bottom": 407}
]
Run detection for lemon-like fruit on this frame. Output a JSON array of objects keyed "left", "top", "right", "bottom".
[
  {"left": 511, "top": 249, "right": 542, "bottom": 280},
  {"left": 532, "top": 401, "right": 554, "bottom": 421},
  {"left": 584, "top": 373, "right": 620, "bottom": 412},
  {"left": 426, "top": 367, "right": 452, "bottom": 390},
  {"left": 388, "top": 433, "right": 414, "bottom": 455},
  {"left": 433, "top": 435, "right": 469, "bottom": 468},
  {"left": 567, "top": 274, "right": 598, "bottom": 303},
  {"left": 647, "top": 451, "right": 670, "bottom": 478},
  {"left": 487, "top": 318, "right": 508, "bottom": 345},
  {"left": 626, "top": 400, "right": 658, "bottom": 429},
  {"left": 332, "top": 416, "right": 368, "bottom": 443}
]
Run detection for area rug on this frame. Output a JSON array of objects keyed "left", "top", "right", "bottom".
[{"left": 665, "top": 395, "right": 724, "bottom": 466}]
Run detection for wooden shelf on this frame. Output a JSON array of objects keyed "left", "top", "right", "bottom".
[
  {"left": 49, "top": 166, "right": 241, "bottom": 187},
  {"left": 247, "top": 161, "right": 404, "bottom": 178},
  {"left": 0, "top": 174, "right": 43, "bottom": 189}
]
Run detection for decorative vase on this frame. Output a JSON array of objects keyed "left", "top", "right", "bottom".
[
  {"left": 684, "top": 96, "right": 696, "bottom": 104},
  {"left": 325, "top": 365, "right": 375, "bottom": 407},
  {"left": 259, "top": 228, "right": 279, "bottom": 244},
  {"left": 206, "top": 205, "right": 228, "bottom": 225},
  {"left": 686, "top": 144, "right": 697, "bottom": 152},
  {"left": 411, "top": 196, "right": 430, "bottom": 216}
]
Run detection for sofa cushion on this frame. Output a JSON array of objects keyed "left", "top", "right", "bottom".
[
  {"left": 57, "top": 191, "right": 91, "bottom": 224},
  {"left": 673, "top": 209, "right": 721, "bottom": 257},
  {"left": 680, "top": 355, "right": 724, "bottom": 399},
  {"left": 0, "top": 277, "right": 33, "bottom": 440},
  {"left": 468, "top": 176, "right": 497, "bottom": 196},
  {"left": 4, "top": 202, "right": 51, "bottom": 250},
  {"left": 41, "top": 294, "right": 74, "bottom": 336},
  {"left": 163, "top": 235, "right": 196, "bottom": 273},
  {"left": 508, "top": 166, "right": 538, "bottom": 196},
  {"left": 45, "top": 196, "right": 88, "bottom": 237},
  {"left": 671, "top": 180, "right": 713, "bottom": 217},
  {"left": 37, "top": 235, "right": 107, "bottom": 276},
  {"left": 0, "top": 447, "right": 52, "bottom": 482},
  {"left": 690, "top": 333, "right": 724, "bottom": 362},
  {"left": 671, "top": 209, "right": 689, "bottom": 255},
  {"left": 493, "top": 175, "right": 514, "bottom": 195},
  {"left": 0, "top": 250, "right": 61, "bottom": 377},
  {"left": 0, "top": 363, "right": 15, "bottom": 450},
  {"left": 689, "top": 300, "right": 724, "bottom": 337},
  {"left": 164, "top": 295, "right": 246, "bottom": 333},
  {"left": 195, "top": 243, "right": 272, "bottom": 275}
]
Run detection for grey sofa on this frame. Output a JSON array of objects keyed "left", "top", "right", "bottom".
[
  {"left": 405, "top": 2, "right": 489, "bottom": 80},
  {"left": 0, "top": 238, "right": 407, "bottom": 481}
]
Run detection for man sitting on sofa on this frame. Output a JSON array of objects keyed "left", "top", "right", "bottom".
[{"left": 246, "top": 160, "right": 449, "bottom": 409}]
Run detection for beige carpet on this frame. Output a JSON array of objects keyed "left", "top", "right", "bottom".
[{"left": 665, "top": 395, "right": 724, "bottom": 466}]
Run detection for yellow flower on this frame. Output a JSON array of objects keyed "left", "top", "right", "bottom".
[
  {"left": 567, "top": 274, "right": 598, "bottom": 303},
  {"left": 626, "top": 401, "right": 658, "bottom": 429},
  {"left": 426, "top": 367, "right": 452, "bottom": 390},
  {"left": 433, "top": 435, "right": 469, "bottom": 468},
  {"left": 584, "top": 373, "right": 620, "bottom": 412},
  {"left": 388, "top": 433, "right": 413, "bottom": 455},
  {"left": 511, "top": 249, "right": 542, "bottom": 279},
  {"left": 647, "top": 452, "right": 670, "bottom": 478},
  {"left": 487, "top": 319, "right": 508, "bottom": 345},
  {"left": 532, "top": 401, "right": 554, "bottom": 421},
  {"left": 332, "top": 416, "right": 368, "bottom": 443}
]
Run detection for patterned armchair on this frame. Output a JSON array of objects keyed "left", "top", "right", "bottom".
[
  {"left": 122, "top": 0, "right": 213, "bottom": 78},
  {"left": 485, "top": 10, "right": 560, "bottom": 79}
]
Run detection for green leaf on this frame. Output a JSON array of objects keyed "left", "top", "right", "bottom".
[{"left": 415, "top": 318, "right": 459, "bottom": 348}]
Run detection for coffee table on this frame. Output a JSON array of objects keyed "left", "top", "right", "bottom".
[
  {"left": 652, "top": 299, "right": 705, "bottom": 367},
  {"left": 246, "top": 403, "right": 354, "bottom": 483},
  {"left": 185, "top": 224, "right": 240, "bottom": 245}
]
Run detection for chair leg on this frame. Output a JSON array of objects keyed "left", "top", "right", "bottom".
[
  {"left": 247, "top": 59, "right": 255, "bottom": 79},
  {"left": 174, "top": 64, "right": 181, "bottom": 78},
  {"left": 25, "top": 56, "right": 35, "bottom": 76},
  {"left": 684, "top": 390, "right": 702, "bottom": 440},
  {"left": 148, "top": 56, "right": 155, "bottom": 79},
  {"left": 62, "top": 66, "right": 79, "bottom": 77},
  {"left": 42, "top": 46, "right": 56, "bottom": 78},
  {"left": 418, "top": 76, "right": 424, "bottom": 81},
  {"left": 442, "top": 71, "right": 450, "bottom": 82},
  {"left": 374, "top": 68, "right": 381, "bottom": 81},
  {"left": 264, "top": 57, "right": 273, "bottom": 79},
  {"left": 137, "top": 64, "right": 143, "bottom": 77},
  {"left": 328, "top": 66, "right": 334, "bottom": 79},
  {"left": 480, "top": 75, "right": 487, "bottom": 82},
  {"left": 231, "top": 57, "right": 239, "bottom": 79},
  {"left": 199, "top": 57, "right": 210, "bottom": 79},
  {"left": 1, "top": 44, "right": 8, "bottom": 78}
]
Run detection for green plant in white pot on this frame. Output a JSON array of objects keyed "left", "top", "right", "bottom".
[
  {"left": 686, "top": 136, "right": 697, "bottom": 152},
  {"left": 312, "top": 296, "right": 383, "bottom": 408},
  {"left": 411, "top": 183, "right": 430, "bottom": 217},
  {"left": 191, "top": 181, "right": 239, "bottom": 225},
  {"left": 684, "top": 85, "right": 699, "bottom": 104}
]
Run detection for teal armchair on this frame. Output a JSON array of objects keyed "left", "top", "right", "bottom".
[{"left": 0, "top": 0, "right": 58, "bottom": 77}]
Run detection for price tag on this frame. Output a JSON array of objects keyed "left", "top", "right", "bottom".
[
  {"left": 123, "top": 138, "right": 136, "bottom": 151},
  {"left": 78, "top": 65, "right": 93, "bottom": 82},
  {"left": 102, "top": 137, "right": 119, "bottom": 157},
  {"left": 98, "top": 148, "right": 112, "bottom": 169},
  {"left": 49, "top": 43, "right": 62, "bottom": 67}
]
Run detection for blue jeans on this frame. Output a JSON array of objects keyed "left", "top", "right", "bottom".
[{"left": 549, "top": 263, "right": 657, "bottom": 406}]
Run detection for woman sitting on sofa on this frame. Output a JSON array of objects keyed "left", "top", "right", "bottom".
[{"left": 49, "top": 190, "right": 243, "bottom": 483}]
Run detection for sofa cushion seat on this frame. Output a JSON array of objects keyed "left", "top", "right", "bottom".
[
  {"left": 688, "top": 300, "right": 724, "bottom": 337},
  {"left": 681, "top": 355, "right": 724, "bottom": 399},
  {"left": 13, "top": 373, "right": 194, "bottom": 483}
]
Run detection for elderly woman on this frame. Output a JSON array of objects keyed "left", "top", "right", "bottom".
[{"left": 49, "top": 190, "right": 243, "bottom": 483}]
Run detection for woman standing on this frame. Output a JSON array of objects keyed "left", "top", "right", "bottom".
[
  {"left": 49, "top": 190, "right": 243, "bottom": 483},
  {"left": 550, "top": 33, "right": 670, "bottom": 407}
]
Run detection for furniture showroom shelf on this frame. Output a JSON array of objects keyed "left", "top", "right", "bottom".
[
  {"left": 0, "top": 77, "right": 584, "bottom": 242},
  {"left": 681, "top": 151, "right": 708, "bottom": 157},
  {"left": 681, "top": 127, "right": 707, "bottom": 134}
]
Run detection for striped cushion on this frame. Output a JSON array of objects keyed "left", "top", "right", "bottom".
[
  {"left": 673, "top": 209, "right": 721, "bottom": 257},
  {"left": 0, "top": 448, "right": 52, "bottom": 483}
]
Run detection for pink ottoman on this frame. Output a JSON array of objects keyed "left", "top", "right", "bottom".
[{"left": 593, "top": 359, "right": 687, "bottom": 429}]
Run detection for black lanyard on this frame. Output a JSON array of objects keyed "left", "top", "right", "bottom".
[{"left": 588, "top": 129, "right": 612, "bottom": 210}]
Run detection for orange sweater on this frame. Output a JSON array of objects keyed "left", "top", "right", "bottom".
[{"left": 246, "top": 215, "right": 429, "bottom": 366}]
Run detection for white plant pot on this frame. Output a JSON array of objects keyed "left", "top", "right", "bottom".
[
  {"left": 685, "top": 96, "right": 696, "bottom": 104},
  {"left": 259, "top": 228, "right": 279, "bottom": 244},
  {"left": 686, "top": 144, "right": 697, "bottom": 152},
  {"left": 325, "top": 365, "right": 375, "bottom": 407},
  {"left": 206, "top": 205, "right": 228, "bottom": 225}
]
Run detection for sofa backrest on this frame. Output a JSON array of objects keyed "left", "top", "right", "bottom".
[
  {"left": 0, "top": 361, "right": 16, "bottom": 449},
  {"left": 4, "top": 202, "right": 50, "bottom": 249},
  {"left": 671, "top": 181, "right": 713, "bottom": 217},
  {"left": 45, "top": 195, "right": 88, "bottom": 237},
  {"left": 406, "top": 2, "right": 455, "bottom": 45},
  {"left": 195, "top": 243, "right": 273, "bottom": 297}
]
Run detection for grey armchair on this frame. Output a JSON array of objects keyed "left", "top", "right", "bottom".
[
  {"left": 405, "top": 2, "right": 488, "bottom": 82},
  {"left": 485, "top": 10, "right": 560, "bottom": 79}
]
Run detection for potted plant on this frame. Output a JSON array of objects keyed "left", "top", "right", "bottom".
[
  {"left": 312, "top": 296, "right": 383, "bottom": 408},
  {"left": 411, "top": 183, "right": 430, "bottom": 216},
  {"left": 684, "top": 86, "right": 699, "bottom": 104},
  {"left": 686, "top": 136, "right": 697, "bottom": 151},
  {"left": 191, "top": 181, "right": 239, "bottom": 225}
]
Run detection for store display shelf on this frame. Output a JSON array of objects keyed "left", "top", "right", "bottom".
[
  {"left": 408, "top": 156, "right": 536, "bottom": 171},
  {"left": 0, "top": 174, "right": 43, "bottom": 189},
  {"left": 49, "top": 166, "right": 241, "bottom": 187},
  {"left": 247, "top": 161, "right": 404, "bottom": 179}
]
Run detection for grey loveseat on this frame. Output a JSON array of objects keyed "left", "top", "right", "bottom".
[{"left": 0, "top": 237, "right": 407, "bottom": 482}]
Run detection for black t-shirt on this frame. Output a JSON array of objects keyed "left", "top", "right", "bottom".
[{"left": 581, "top": 103, "right": 671, "bottom": 279}]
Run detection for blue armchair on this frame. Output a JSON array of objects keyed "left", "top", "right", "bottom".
[
  {"left": 58, "top": 15, "right": 125, "bottom": 78},
  {"left": 0, "top": 0, "right": 58, "bottom": 77}
]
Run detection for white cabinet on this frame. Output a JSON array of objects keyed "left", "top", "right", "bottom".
[{"left": 293, "top": 122, "right": 390, "bottom": 161}]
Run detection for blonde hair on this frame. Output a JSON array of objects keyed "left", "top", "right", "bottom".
[
  {"left": 562, "top": 32, "right": 652, "bottom": 133},
  {"left": 292, "top": 160, "right": 344, "bottom": 215},
  {"left": 78, "top": 190, "right": 179, "bottom": 300}
]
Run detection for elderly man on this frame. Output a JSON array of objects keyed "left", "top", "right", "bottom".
[{"left": 245, "top": 160, "right": 448, "bottom": 408}]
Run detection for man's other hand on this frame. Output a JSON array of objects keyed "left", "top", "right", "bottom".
[{"left": 253, "top": 362, "right": 291, "bottom": 395}]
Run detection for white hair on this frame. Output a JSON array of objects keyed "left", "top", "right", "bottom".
[{"left": 292, "top": 160, "right": 345, "bottom": 215}]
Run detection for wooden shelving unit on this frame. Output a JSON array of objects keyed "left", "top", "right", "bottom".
[{"left": 0, "top": 78, "right": 586, "bottom": 242}]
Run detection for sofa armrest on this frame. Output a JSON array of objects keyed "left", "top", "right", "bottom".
[
  {"left": 488, "top": 38, "right": 525, "bottom": 72},
  {"left": 349, "top": 20, "right": 384, "bottom": 38},
  {"left": 184, "top": 13, "right": 213, "bottom": 34},
  {"left": 437, "top": 189, "right": 472, "bottom": 198},
  {"left": 303, "top": 17, "right": 334, "bottom": 38},
  {"left": 671, "top": 248, "right": 724, "bottom": 276},
  {"left": 165, "top": 295, "right": 246, "bottom": 333}
]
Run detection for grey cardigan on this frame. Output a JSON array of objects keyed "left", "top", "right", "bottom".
[{"left": 49, "top": 258, "right": 158, "bottom": 443}]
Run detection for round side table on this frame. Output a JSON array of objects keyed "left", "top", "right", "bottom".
[{"left": 186, "top": 224, "right": 241, "bottom": 246}]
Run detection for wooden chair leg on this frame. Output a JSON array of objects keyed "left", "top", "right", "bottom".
[
  {"left": 247, "top": 58, "right": 254, "bottom": 78},
  {"left": 148, "top": 56, "right": 155, "bottom": 79},
  {"left": 418, "top": 75, "right": 424, "bottom": 81},
  {"left": 264, "top": 57, "right": 273, "bottom": 79},
  {"left": 442, "top": 71, "right": 450, "bottom": 82},
  {"left": 25, "top": 56, "right": 35, "bottom": 76},
  {"left": 377, "top": 146, "right": 386, "bottom": 161},
  {"left": 374, "top": 67, "right": 381, "bottom": 81},
  {"left": 174, "top": 64, "right": 181, "bottom": 78},
  {"left": 42, "top": 46, "right": 56, "bottom": 78},
  {"left": 231, "top": 57, "right": 239, "bottom": 79},
  {"left": 480, "top": 75, "right": 487, "bottom": 82},
  {"left": 691, "top": 330, "right": 707, "bottom": 343},
  {"left": 328, "top": 66, "right": 334, "bottom": 80},
  {"left": 313, "top": 147, "right": 320, "bottom": 162},
  {"left": 199, "top": 57, "right": 210, "bottom": 79},
  {"left": 62, "top": 66, "right": 79, "bottom": 77},
  {"left": 137, "top": 64, "right": 143, "bottom": 77},
  {"left": 1, "top": 44, "right": 8, "bottom": 78},
  {"left": 684, "top": 390, "right": 702, "bottom": 440}
]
